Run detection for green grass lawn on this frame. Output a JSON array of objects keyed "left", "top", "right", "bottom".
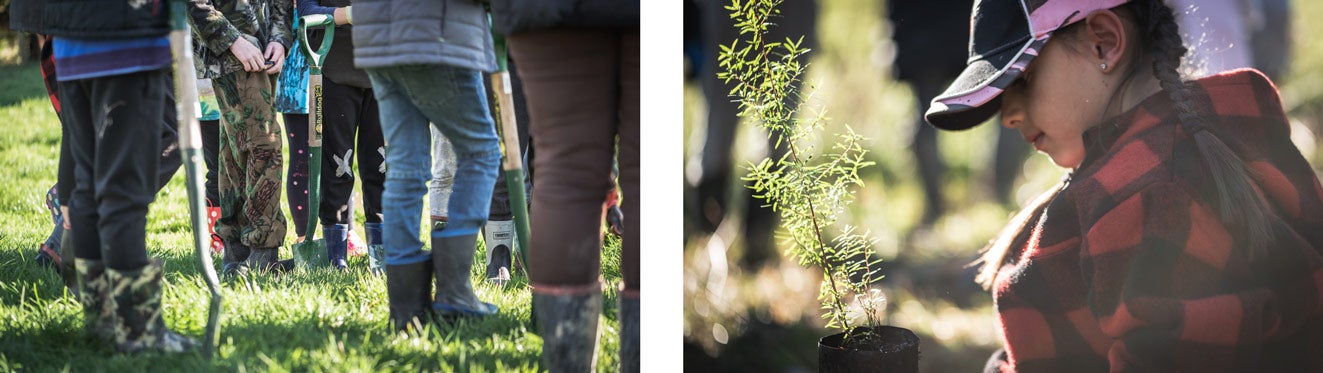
[{"left": 0, "top": 62, "right": 625, "bottom": 372}]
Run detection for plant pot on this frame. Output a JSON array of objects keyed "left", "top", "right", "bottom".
[{"left": 818, "top": 326, "right": 920, "bottom": 373}]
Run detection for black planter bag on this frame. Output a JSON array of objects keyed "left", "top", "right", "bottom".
[{"left": 819, "top": 326, "right": 920, "bottom": 373}]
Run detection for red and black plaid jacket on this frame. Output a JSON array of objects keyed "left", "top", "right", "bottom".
[{"left": 992, "top": 69, "right": 1323, "bottom": 372}]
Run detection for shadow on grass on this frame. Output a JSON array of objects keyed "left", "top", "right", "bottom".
[
  {"left": 0, "top": 243, "right": 72, "bottom": 305},
  {"left": 217, "top": 309, "right": 541, "bottom": 371},
  {"left": 0, "top": 315, "right": 223, "bottom": 372},
  {"left": 0, "top": 63, "right": 46, "bottom": 107}
]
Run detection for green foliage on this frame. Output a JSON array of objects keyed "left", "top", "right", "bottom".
[{"left": 719, "top": 0, "right": 883, "bottom": 343}]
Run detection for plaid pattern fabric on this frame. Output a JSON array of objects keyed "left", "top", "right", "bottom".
[
  {"left": 992, "top": 69, "right": 1323, "bottom": 372},
  {"left": 39, "top": 36, "right": 61, "bottom": 115}
]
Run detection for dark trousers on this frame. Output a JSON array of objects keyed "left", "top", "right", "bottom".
[
  {"left": 512, "top": 29, "right": 640, "bottom": 292},
  {"left": 61, "top": 69, "right": 170, "bottom": 271},
  {"left": 319, "top": 79, "right": 385, "bottom": 224},
  {"left": 284, "top": 113, "right": 310, "bottom": 236},
  {"left": 45, "top": 39, "right": 179, "bottom": 206},
  {"left": 201, "top": 119, "right": 220, "bottom": 204}
]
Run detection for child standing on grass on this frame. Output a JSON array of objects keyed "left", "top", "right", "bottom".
[
  {"left": 187, "top": 0, "right": 294, "bottom": 275},
  {"left": 274, "top": 5, "right": 314, "bottom": 248},
  {"left": 35, "top": 0, "right": 198, "bottom": 353},
  {"left": 354, "top": 0, "right": 502, "bottom": 331},
  {"left": 492, "top": 1, "right": 640, "bottom": 371},
  {"left": 296, "top": 0, "right": 386, "bottom": 271},
  {"left": 923, "top": 0, "right": 1323, "bottom": 371},
  {"left": 7, "top": 1, "right": 183, "bottom": 294}
]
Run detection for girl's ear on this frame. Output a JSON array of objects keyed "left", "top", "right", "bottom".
[{"left": 1082, "top": 10, "right": 1128, "bottom": 73}]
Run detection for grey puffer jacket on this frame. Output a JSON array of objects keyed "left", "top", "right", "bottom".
[{"left": 351, "top": 0, "right": 497, "bottom": 73}]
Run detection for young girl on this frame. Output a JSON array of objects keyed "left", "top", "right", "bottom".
[{"left": 925, "top": 0, "right": 1323, "bottom": 371}]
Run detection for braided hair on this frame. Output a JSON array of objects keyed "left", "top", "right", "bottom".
[
  {"left": 977, "top": 0, "right": 1277, "bottom": 289},
  {"left": 1132, "top": 0, "right": 1276, "bottom": 256}
]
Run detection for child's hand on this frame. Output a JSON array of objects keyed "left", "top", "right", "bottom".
[
  {"left": 264, "top": 42, "right": 286, "bottom": 74},
  {"left": 334, "top": 6, "right": 352, "bottom": 25},
  {"left": 230, "top": 37, "right": 266, "bottom": 72}
]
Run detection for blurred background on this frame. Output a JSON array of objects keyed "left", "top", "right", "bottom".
[{"left": 682, "top": 0, "right": 1323, "bottom": 371}]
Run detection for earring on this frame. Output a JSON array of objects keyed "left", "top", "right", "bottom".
[{"left": 1100, "top": 62, "right": 1108, "bottom": 71}]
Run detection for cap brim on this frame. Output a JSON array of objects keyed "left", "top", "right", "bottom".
[{"left": 925, "top": 36, "right": 1048, "bottom": 131}]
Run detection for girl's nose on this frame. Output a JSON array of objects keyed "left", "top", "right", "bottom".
[{"left": 1000, "top": 89, "right": 1025, "bottom": 129}]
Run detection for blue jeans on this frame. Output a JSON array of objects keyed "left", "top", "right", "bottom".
[{"left": 369, "top": 65, "right": 501, "bottom": 266}]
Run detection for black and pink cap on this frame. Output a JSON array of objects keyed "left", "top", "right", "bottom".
[{"left": 925, "top": 0, "right": 1131, "bottom": 131}]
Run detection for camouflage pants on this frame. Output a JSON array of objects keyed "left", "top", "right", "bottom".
[{"left": 213, "top": 71, "right": 287, "bottom": 250}]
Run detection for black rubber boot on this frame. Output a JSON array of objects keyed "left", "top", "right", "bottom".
[
  {"left": 620, "top": 291, "right": 639, "bottom": 373},
  {"left": 385, "top": 258, "right": 433, "bottom": 332},
  {"left": 244, "top": 247, "right": 287, "bottom": 274},
  {"left": 431, "top": 234, "right": 497, "bottom": 320},
  {"left": 105, "top": 259, "right": 199, "bottom": 353},
  {"left": 221, "top": 240, "right": 251, "bottom": 278},
  {"left": 59, "top": 229, "right": 78, "bottom": 296},
  {"left": 532, "top": 282, "right": 601, "bottom": 373}
]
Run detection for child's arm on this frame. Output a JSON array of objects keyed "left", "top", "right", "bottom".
[
  {"left": 186, "top": 0, "right": 265, "bottom": 72},
  {"left": 185, "top": 0, "right": 244, "bottom": 58},
  {"left": 296, "top": 0, "right": 335, "bottom": 17},
  {"left": 296, "top": 0, "right": 351, "bottom": 26}
]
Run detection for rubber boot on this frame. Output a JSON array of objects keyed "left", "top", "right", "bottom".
[
  {"left": 36, "top": 220, "right": 65, "bottom": 268},
  {"left": 59, "top": 228, "right": 77, "bottom": 296},
  {"left": 483, "top": 220, "right": 515, "bottom": 286},
  {"left": 36, "top": 189, "right": 64, "bottom": 268},
  {"left": 604, "top": 188, "right": 624, "bottom": 236},
  {"left": 431, "top": 234, "right": 497, "bottom": 320},
  {"left": 385, "top": 258, "right": 433, "bottom": 332},
  {"left": 620, "top": 290, "right": 640, "bottom": 373},
  {"left": 75, "top": 258, "right": 114, "bottom": 341},
  {"left": 365, "top": 222, "right": 385, "bottom": 274},
  {"left": 244, "top": 247, "right": 286, "bottom": 274},
  {"left": 206, "top": 203, "right": 224, "bottom": 255},
  {"left": 105, "top": 259, "right": 199, "bottom": 353},
  {"left": 221, "top": 240, "right": 251, "bottom": 278},
  {"left": 532, "top": 283, "right": 601, "bottom": 373},
  {"left": 324, "top": 224, "right": 349, "bottom": 270}
]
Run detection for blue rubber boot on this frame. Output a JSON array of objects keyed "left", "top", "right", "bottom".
[
  {"left": 324, "top": 224, "right": 349, "bottom": 270},
  {"left": 365, "top": 222, "right": 385, "bottom": 275}
]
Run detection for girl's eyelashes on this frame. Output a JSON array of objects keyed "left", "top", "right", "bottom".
[{"left": 1012, "top": 73, "right": 1030, "bottom": 88}]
